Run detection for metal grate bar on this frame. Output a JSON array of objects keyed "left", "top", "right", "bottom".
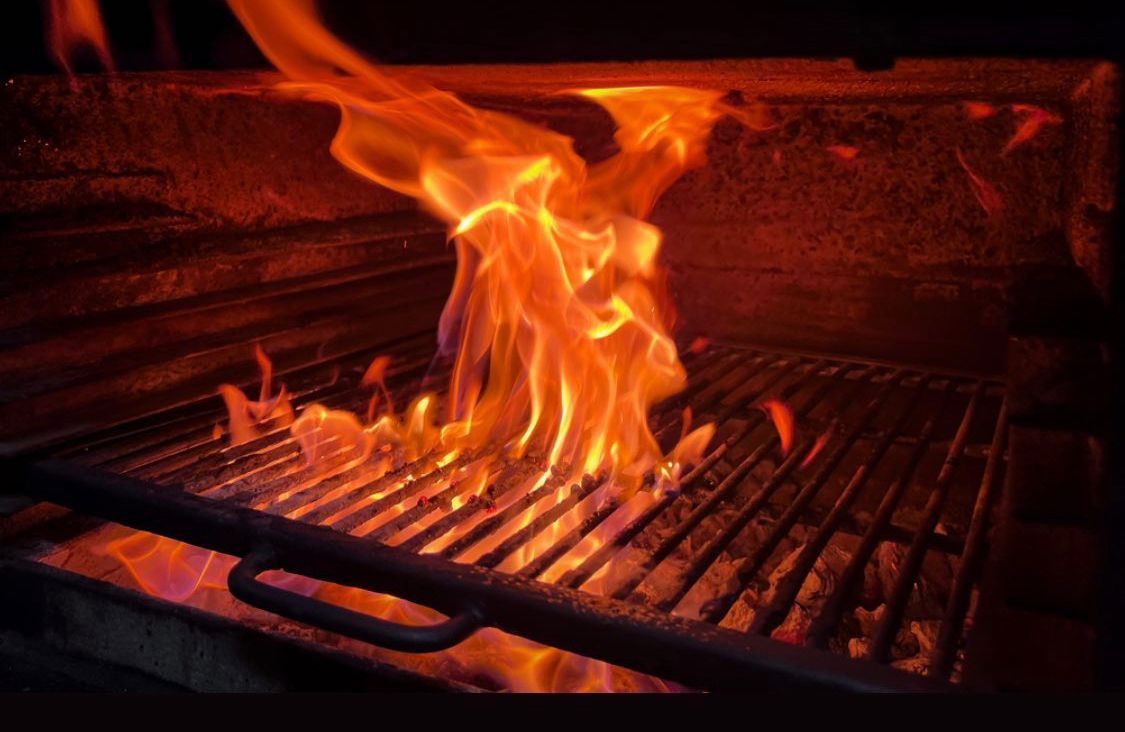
[
  {"left": 29, "top": 341, "right": 1004, "bottom": 690},
  {"left": 742, "top": 375, "right": 939, "bottom": 635},
  {"left": 867, "top": 382, "right": 985, "bottom": 662},
  {"left": 654, "top": 369, "right": 905, "bottom": 615},
  {"left": 603, "top": 362, "right": 858, "bottom": 601},
  {"left": 927, "top": 400, "right": 1008, "bottom": 678},
  {"left": 553, "top": 357, "right": 822, "bottom": 590}
]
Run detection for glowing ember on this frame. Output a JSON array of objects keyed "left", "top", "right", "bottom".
[
  {"left": 688, "top": 337, "right": 710, "bottom": 355},
  {"left": 45, "top": 0, "right": 114, "bottom": 74},
  {"left": 759, "top": 399, "right": 795, "bottom": 457},
  {"left": 962, "top": 101, "right": 997, "bottom": 120},
  {"left": 826, "top": 145, "right": 860, "bottom": 161},
  {"left": 1003, "top": 104, "right": 1062, "bottom": 154},
  {"left": 954, "top": 147, "right": 1003, "bottom": 217}
]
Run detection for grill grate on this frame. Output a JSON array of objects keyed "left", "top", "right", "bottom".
[{"left": 25, "top": 337, "right": 1008, "bottom": 690}]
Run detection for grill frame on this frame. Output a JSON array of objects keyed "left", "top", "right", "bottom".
[{"left": 11, "top": 340, "right": 1009, "bottom": 692}]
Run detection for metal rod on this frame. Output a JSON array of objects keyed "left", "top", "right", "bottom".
[
  {"left": 555, "top": 358, "right": 825, "bottom": 590},
  {"left": 927, "top": 400, "right": 1008, "bottom": 679},
  {"left": 868, "top": 383, "right": 985, "bottom": 663},
  {"left": 803, "top": 415, "right": 940, "bottom": 650},
  {"left": 605, "top": 364, "right": 862, "bottom": 601},
  {"left": 744, "top": 375, "right": 935, "bottom": 635},
  {"left": 656, "top": 370, "right": 904, "bottom": 615},
  {"left": 394, "top": 461, "right": 554, "bottom": 554},
  {"left": 20, "top": 458, "right": 948, "bottom": 692},
  {"left": 474, "top": 476, "right": 607, "bottom": 569},
  {"left": 435, "top": 471, "right": 575, "bottom": 560},
  {"left": 329, "top": 452, "right": 478, "bottom": 534},
  {"left": 364, "top": 455, "right": 503, "bottom": 543}
]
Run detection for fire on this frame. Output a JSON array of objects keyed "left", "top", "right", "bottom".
[
  {"left": 963, "top": 102, "right": 997, "bottom": 120},
  {"left": 217, "top": 344, "right": 294, "bottom": 445},
  {"left": 759, "top": 399, "right": 795, "bottom": 457},
  {"left": 105, "top": 0, "right": 757, "bottom": 692},
  {"left": 826, "top": 145, "right": 860, "bottom": 161},
  {"left": 800, "top": 426, "right": 833, "bottom": 469},
  {"left": 1003, "top": 104, "right": 1062, "bottom": 154},
  {"left": 227, "top": 0, "right": 719, "bottom": 489},
  {"left": 954, "top": 147, "right": 1003, "bottom": 217},
  {"left": 45, "top": 0, "right": 114, "bottom": 74}
]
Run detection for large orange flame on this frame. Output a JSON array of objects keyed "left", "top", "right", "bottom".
[
  {"left": 227, "top": 0, "right": 718, "bottom": 488},
  {"left": 45, "top": 0, "right": 114, "bottom": 74},
  {"left": 106, "top": 1, "right": 751, "bottom": 692}
]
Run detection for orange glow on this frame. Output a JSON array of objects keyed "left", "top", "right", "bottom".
[
  {"left": 759, "top": 399, "right": 795, "bottom": 457},
  {"left": 688, "top": 337, "right": 710, "bottom": 355},
  {"left": 106, "top": 532, "right": 229, "bottom": 603},
  {"left": 955, "top": 147, "right": 1003, "bottom": 217},
  {"left": 963, "top": 101, "right": 997, "bottom": 120},
  {"left": 218, "top": 344, "right": 294, "bottom": 445},
  {"left": 362, "top": 354, "right": 393, "bottom": 422},
  {"left": 227, "top": 0, "right": 719, "bottom": 486},
  {"left": 105, "top": 0, "right": 769, "bottom": 692},
  {"left": 826, "top": 145, "right": 860, "bottom": 161},
  {"left": 45, "top": 0, "right": 114, "bottom": 74},
  {"left": 800, "top": 427, "right": 832, "bottom": 469},
  {"left": 1003, "top": 104, "right": 1062, "bottom": 154}
]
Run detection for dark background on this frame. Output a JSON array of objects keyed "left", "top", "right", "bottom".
[{"left": 2, "top": 0, "right": 1125, "bottom": 76}]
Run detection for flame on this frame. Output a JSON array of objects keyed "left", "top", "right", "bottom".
[
  {"left": 218, "top": 344, "right": 295, "bottom": 445},
  {"left": 826, "top": 145, "right": 860, "bottom": 161},
  {"left": 800, "top": 426, "right": 832, "bottom": 469},
  {"left": 954, "top": 147, "right": 1003, "bottom": 217},
  {"left": 963, "top": 101, "right": 997, "bottom": 120},
  {"left": 45, "top": 0, "right": 114, "bottom": 74},
  {"left": 227, "top": 0, "right": 719, "bottom": 485},
  {"left": 362, "top": 354, "right": 393, "bottom": 422},
  {"left": 759, "top": 399, "right": 795, "bottom": 457},
  {"left": 1003, "top": 104, "right": 1062, "bottom": 154},
  {"left": 107, "top": 0, "right": 754, "bottom": 692}
]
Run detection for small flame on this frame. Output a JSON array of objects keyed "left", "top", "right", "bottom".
[
  {"left": 1003, "top": 104, "right": 1062, "bottom": 154},
  {"left": 361, "top": 355, "right": 393, "bottom": 423},
  {"left": 45, "top": 0, "right": 114, "bottom": 75},
  {"left": 218, "top": 345, "right": 294, "bottom": 445},
  {"left": 826, "top": 145, "right": 860, "bottom": 161},
  {"left": 800, "top": 427, "right": 832, "bottom": 469},
  {"left": 963, "top": 101, "right": 997, "bottom": 120},
  {"left": 759, "top": 399, "right": 795, "bottom": 457},
  {"left": 688, "top": 337, "right": 710, "bottom": 355},
  {"left": 955, "top": 147, "right": 1003, "bottom": 217}
]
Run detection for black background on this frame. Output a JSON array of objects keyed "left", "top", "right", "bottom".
[{"left": 2, "top": 0, "right": 1125, "bottom": 76}]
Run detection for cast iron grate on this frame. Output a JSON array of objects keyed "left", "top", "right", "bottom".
[{"left": 21, "top": 335, "right": 1008, "bottom": 691}]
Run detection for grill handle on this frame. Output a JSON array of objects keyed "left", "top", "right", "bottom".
[{"left": 228, "top": 549, "right": 483, "bottom": 653}]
